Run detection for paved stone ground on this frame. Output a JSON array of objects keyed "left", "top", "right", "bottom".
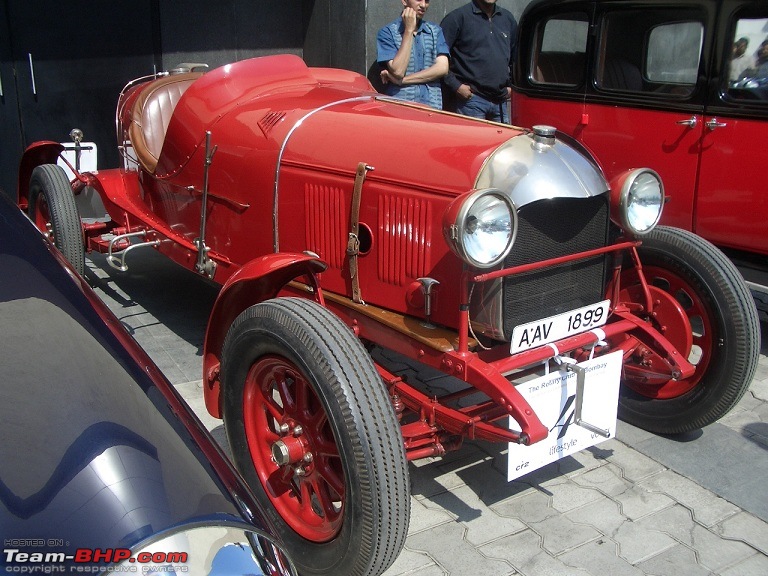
[{"left": 86, "top": 251, "right": 768, "bottom": 576}]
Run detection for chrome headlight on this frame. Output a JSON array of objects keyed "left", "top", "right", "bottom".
[
  {"left": 617, "top": 169, "right": 664, "bottom": 236},
  {"left": 444, "top": 188, "right": 517, "bottom": 269}
]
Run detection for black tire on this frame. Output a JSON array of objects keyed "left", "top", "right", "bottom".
[
  {"left": 28, "top": 164, "right": 85, "bottom": 275},
  {"left": 221, "top": 297, "right": 410, "bottom": 576},
  {"left": 618, "top": 226, "right": 760, "bottom": 434}
]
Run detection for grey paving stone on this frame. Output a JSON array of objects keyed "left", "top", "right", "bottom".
[
  {"left": 528, "top": 514, "right": 602, "bottom": 555},
  {"left": 719, "top": 552, "right": 768, "bottom": 576},
  {"left": 571, "top": 463, "right": 633, "bottom": 497},
  {"left": 381, "top": 547, "right": 437, "bottom": 576},
  {"left": 612, "top": 520, "right": 678, "bottom": 564},
  {"left": 442, "top": 444, "right": 537, "bottom": 508},
  {"left": 744, "top": 428, "right": 768, "bottom": 449},
  {"left": 636, "top": 505, "right": 755, "bottom": 571},
  {"left": 407, "top": 497, "right": 455, "bottom": 534},
  {"left": 479, "top": 530, "right": 589, "bottom": 576},
  {"left": 717, "top": 511, "right": 768, "bottom": 555},
  {"left": 735, "top": 388, "right": 765, "bottom": 410},
  {"left": 752, "top": 378, "right": 768, "bottom": 402},
  {"left": 560, "top": 448, "right": 612, "bottom": 478},
  {"left": 613, "top": 485, "right": 676, "bottom": 520},
  {"left": 565, "top": 498, "right": 627, "bottom": 535},
  {"left": 558, "top": 538, "right": 645, "bottom": 576},
  {"left": 753, "top": 399, "right": 768, "bottom": 421},
  {"left": 749, "top": 364, "right": 768, "bottom": 392},
  {"left": 384, "top": 562, "right": 448, "bottom": 576},
  {"left": 638, "top": 469, "right": 740, "bottom": 527},
  {"left": 616, "top": 420, "right": 658, "bottom": 445},
  {"left": 424, "top": 484, "right": 527, "bottom": 546},
  {"left": 408, "top": 442, "right": 500, "bottom": 499},
  {"left": 477, "top": 529, "right": 542, "bottom": 568},
  {"left": 406, "top": 522, "right": 513, "bottom": 576},
  {"left": 634, "top": 544, "right": 713, "bottom": 576},
  {"left": 623, "top": 423, "right": 768, "bottom": 522},
  {"left": 408, "top": 460, "right": 471, "bottom": 500},
  {"left": 492, "top": 488, "right": 560, "bottom": 524},
  {"left": 595, "top": 439, "right": 666, "bottom": 482},
  {"left": 542, "top": 479, "right": 604, "bottom": 514}
]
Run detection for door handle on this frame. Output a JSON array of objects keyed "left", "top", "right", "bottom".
[
  {"left": 28, "top": 53, "right": 37, "bottom": 96},
  {"left": 706, "top": 118, "right": 726, "bottom": 131},
  {"left": 675, "top": 116, "right": 698, "bottom": 128}
]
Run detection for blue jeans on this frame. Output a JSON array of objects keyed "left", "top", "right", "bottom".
[{"left": 456, "top": 93, "right": 510, "bottom": 124}]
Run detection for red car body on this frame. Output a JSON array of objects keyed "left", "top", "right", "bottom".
[
  {"left": 17, "top": 53, "right": 760, "bottom": 576},
  {"left": 511, "top": 0, "right": 768, "bottom": 319}
]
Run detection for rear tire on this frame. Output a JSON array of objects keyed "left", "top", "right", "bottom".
[
  {"left": 28, "top": 164, "right": 84, "bottom": 275},
  {"left": 618, "top": 226, "right": 760, "bottom": 434},
  {"left": 222, "top": 297, "right": 410, "bottom": 576}
]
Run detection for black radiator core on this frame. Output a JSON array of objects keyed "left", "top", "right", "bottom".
[{"left": 502, "top": 195, "right": 610, "bottom": 339}]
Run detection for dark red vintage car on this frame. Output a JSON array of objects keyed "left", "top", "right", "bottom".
[
  {"left": 18, "top": 54, "right": 760, "bottom": 576},
  {"left": 511, "top": 0, "right": 768, "bottom": 321}
]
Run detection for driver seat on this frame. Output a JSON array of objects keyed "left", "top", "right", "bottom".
[{"left": 129, "top": 72, "right": 203, "bottom": 173}]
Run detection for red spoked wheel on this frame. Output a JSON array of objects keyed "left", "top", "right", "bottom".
[
  {"left": 617, "top": 226, "right": 760, "bottom": 434},
  {"left": 620, "top": 264, "right": 713, "bottom": 399},
  {"left": 222, "top": 298, "right": 410, "bottom": 576},
  {"left": 243, "top": 355, "right": 343, "bottom": 542},
  {"left": 28, "top": 164, "right": 84, "bottom": 275}
]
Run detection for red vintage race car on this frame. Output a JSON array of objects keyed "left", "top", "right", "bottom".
[{"left": 18, "top": 54, "right": 760, "bottom": 576}]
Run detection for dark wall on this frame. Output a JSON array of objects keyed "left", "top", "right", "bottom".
[
  {"left": 1, "top": 0, "right": 526, "bottom": 198},
  {"left": 157, "top": 1, "right": 306, "bottom": 69}
]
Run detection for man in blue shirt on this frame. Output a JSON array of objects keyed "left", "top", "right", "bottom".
[
  {"left": 377, "top": 0, "right": 450, "bottom": 109},
  {"left": 441, "top": 0, "right": 517, "bottom": 123}
]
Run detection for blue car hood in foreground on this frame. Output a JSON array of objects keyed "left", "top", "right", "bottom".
[{"left": 0, "top": 192, "right": 272, "bottom": 560}]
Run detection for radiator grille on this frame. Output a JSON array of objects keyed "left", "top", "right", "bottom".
[
  {"left": 502, "top": 195, "right": 609, "bottom": 337},
  {"left": 378, "top": 194, "right": 432, "bottom": 285}
]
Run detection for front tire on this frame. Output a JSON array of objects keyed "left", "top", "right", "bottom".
[
  {"left": 28, "top": 164, "right": 84, "bottom": 275},
  {"left": 222, "top": 297, "right": 410, "bottom": 576},
  {"left": 618, "top": 226, "right": 760, "bottom": 434}
]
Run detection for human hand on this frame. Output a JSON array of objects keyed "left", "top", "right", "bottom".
[
  {"left": 402, "top": 7, "right": 418, "bottom": 35},
  {"left": 381, "top": 69, "right": 403, "bottom": 86},
  {"left": 457, "top": 84, "right": 473, "bottom": 99}
]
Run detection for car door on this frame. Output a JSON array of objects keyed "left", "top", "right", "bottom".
[
  {"left": 511, "top": 2, "right": 593, "bottom": 143},
  {"left": 580, "top": 4, "right": 715, "bottom": 232},
  {"left": 512, "top": 1, "right": 716, "bottom": 233},
  {"left": 695, "top": 2, "right": 768, "bottom": 255}
]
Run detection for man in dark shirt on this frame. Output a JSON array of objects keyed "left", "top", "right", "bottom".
[{"left": 441, "top": 0, "right": 517, "bottom": 123}]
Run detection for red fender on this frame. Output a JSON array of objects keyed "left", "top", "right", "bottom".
[
  {"left": 202, "top": 252, "right": 327, "bottom": 417},
  {"left": 17, "top": 141, "right": 65, "bottom": 206}
]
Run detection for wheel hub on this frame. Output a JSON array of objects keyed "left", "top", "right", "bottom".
[{"left": 271, "top": 427, "right": 311, "bottom": 467}]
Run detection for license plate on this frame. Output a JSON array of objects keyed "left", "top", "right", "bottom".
[{"left": 510, "top": 300, "right": 610, "bottom": 354}]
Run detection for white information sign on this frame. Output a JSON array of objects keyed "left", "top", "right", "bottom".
[
  {"left": 508, "top": 351, "right": 622, "bottom": 481},
  {"left": 58, "top": 142, "right": 98, "bottom": 179}
]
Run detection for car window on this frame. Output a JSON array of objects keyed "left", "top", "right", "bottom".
[
  {"left": 530, "top": 13, "right": 589, "bottom": 87},
  {"left": 646, "top": 22, "right": 703, "bottom": 85},
  {"left": 597, "top": 9, "right": 703, "bottom": 97},
  {"left": 727, "top": 15, "right": 768, "bottom": 102}
]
